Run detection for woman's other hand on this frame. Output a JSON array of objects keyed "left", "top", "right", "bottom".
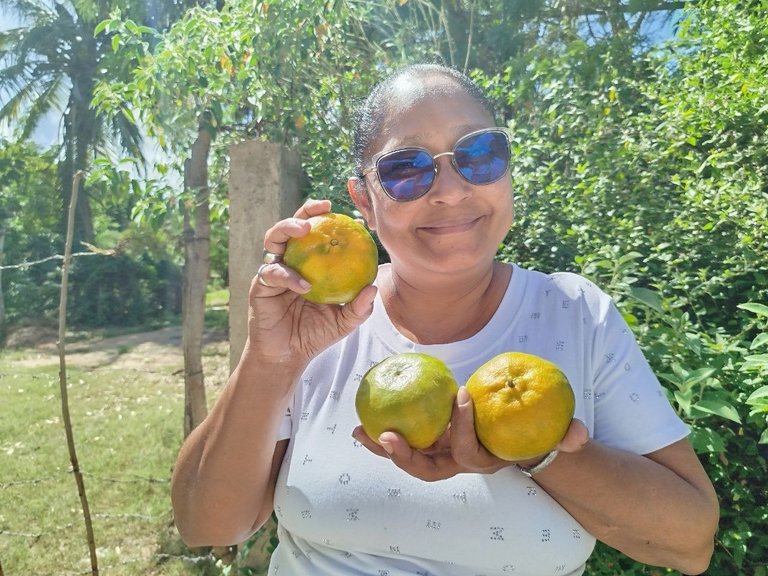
[{"left": 352, "top": 386, "right": 589, "bottom": 482}]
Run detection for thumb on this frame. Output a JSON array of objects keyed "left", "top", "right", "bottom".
[
  {"left": 449, "top": 387, "right": 481, "bottom": 461},
  {"left": 557, "top": 418, "right": 590, "bottom": 453},
  {"left": 338, "top": 284, "right": 377, "bottom": 329}
]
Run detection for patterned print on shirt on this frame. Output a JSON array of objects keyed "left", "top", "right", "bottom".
[{"left": 490, "top": 526, "right": 505, "bottom": 541}]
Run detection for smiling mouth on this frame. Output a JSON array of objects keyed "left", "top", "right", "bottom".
[{"left": 420, "top": 216, "right": 484, "bottom": 235}]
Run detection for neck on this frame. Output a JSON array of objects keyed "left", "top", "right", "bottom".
[{"left": 381, "top": 261, "right": 512, "bottom": 344}]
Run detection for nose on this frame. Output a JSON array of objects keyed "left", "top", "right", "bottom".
[{"left": 428, "top": 153, "right": 472, "bottom": 205}]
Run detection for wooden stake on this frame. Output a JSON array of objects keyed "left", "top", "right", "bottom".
[{"left": 58, "top": 170, "right": 99, "bottom": 575}]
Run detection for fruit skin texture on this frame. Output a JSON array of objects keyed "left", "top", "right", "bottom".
[
  {"left": 283, "top": 213, "right": 378, "bottom": 304},
  {"left": 466, "top": 352, "right": 575, "bottom": 461},
  {"left": 355, "top": 353, "right": 459, "bottom": 450}
]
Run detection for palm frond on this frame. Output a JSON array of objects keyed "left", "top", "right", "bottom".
[
  {"left": 4, "top": 0, "right": 56, "bottom": 24},
  {"left": 0, "top": 77, "right": 39, "bottom": 123},
  {"left": 0, "top": 27, "right": 29, "bottom": 53},
  {"left": 109, "top": 109, "right": 145, "bottom": 162},
  {"left": 0, "top": 59, "right": 36, "bottom": 88},
  {"left": 21, "top": 75, "right": 64, "bottom": 141}
]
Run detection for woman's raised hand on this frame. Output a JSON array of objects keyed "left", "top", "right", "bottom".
[{"left": 244, "top": 199, "right": 378, "bottom": 368}]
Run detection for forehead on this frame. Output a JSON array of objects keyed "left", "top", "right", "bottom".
[{"left": 375, "top": 75, "right": 494, "bottom": 148}]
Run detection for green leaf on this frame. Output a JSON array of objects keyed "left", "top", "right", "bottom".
[
  {"left": 629, "top": 286, "right": 662, "bottom": 312},
  {"left": 741, "top": 354, "right": 768, "bottom": 371},
  {"left": 761, "top": 429, "right": 768, "bottom": 445},
  {"left": 738, "top": 303, "right": 768, "bottom": 317},
  {"left": 94, "top": 19, "right": 110, "bottom": 35},
  {"left": 674, "top": 388, "right": 693, "bottom": 413},
  {"left": 682, "top": 367, "right": 717, "bottom": 386},
  {"left": 746, "top": 386, "right": 768, "bottom": 407},
  {"left": 690, "top": 427, "right": 725, "bottom": 454},
  {"left": 692, "top": 399, "right": 741, "bottom": 424},
  {"left": 750, "top": 333, "right": 768, "bottom": 350}
]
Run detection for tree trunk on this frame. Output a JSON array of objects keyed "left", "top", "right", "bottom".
[
  {"left": 182, "top": 117, "right": 212, "bottom": 438},
  {"left": 0, "top": 223, "right": 6, "bottom": 332}
]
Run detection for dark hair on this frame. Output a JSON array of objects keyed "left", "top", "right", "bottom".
[{"left": 352, "top": 63, "right": 497, "bottom": 178}]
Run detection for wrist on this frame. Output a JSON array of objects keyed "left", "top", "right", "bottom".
[{"left": 515, "top": 450, "right": 559, "bottom": 477}]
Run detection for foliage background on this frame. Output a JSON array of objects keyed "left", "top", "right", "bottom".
[{"left": 1, "top": 0, "right": 767, "bottom": 574}]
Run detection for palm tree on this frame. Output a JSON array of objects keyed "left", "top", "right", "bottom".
[
  {"left": 0, "top": 0, "right": 208, "bottom": 244},
  {"left": 0, "top": 1, "right": 141, "bottom": 243}
]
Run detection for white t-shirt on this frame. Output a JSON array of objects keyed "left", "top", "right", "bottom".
[{"left": 268, "top": 264, "right": 689, "bottom": 575}]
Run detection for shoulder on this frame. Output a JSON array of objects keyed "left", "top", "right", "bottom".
[{"left": 514, "top": 265, "right": 614, "bottom": 316}]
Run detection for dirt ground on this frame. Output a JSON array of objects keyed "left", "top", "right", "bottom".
[{"left": 6, "top": 324, "right": 230, "bottom": 378}]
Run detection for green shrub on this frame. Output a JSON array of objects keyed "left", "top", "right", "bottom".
[{"left": 67, "top": 252, "right": 181, "bottom": 328}]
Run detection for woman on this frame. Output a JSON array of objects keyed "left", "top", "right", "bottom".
[{"left": 171, "top": 64, "right": 719, "bottom": 575}]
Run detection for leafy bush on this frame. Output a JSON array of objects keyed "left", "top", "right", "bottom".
[
  {"left": 67, "top": 252, "right": 181, "bottom": 328},
  {"left": 475, "top": 1, "right": 768, "bottom": 573}
]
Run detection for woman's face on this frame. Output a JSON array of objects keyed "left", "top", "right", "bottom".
[{"left": 351, "top": 78, "right": 514, "bottom": 279}]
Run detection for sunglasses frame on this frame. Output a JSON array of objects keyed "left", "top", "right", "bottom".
[{"left": 362, "top": 127, "right": 511, "bottom": 202}]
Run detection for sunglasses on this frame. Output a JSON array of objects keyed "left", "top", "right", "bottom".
[{"left": 362, "top": 128, "right": 511, "bottom": 202}]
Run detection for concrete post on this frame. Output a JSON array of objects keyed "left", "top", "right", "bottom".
[{"left": 228, "top": 140, "right": 302, "bottom": 373}]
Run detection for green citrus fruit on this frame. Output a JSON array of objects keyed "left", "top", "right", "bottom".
[
  {"left": 466, "top": 352, "right": 575, "bottom": 461},
  {"left": 355, "top": 353, "right": 459, "bottom": 450},
  {"left": 284, "top": 212, "right": 378, "bottom": 304}
]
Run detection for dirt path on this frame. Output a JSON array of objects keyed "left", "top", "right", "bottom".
[{"left": 8, "top": 325, "right": 230, "bottom": 377}]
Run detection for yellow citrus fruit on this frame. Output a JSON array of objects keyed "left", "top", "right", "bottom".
[
  {"left": 465, "top": 352, "right": 575, "bottom": 461},
  {"left": 284, "top": 212, "right": 378, "bottom": 304},
  {"left": 355, "top": 353, "right": 459, "bottom": 450}
]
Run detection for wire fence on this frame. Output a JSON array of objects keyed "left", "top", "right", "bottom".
[{"left": 0, "top": 246, "right": 114, "bottom": 272}]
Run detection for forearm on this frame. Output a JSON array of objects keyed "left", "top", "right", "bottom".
[
  {"left": 171, "top": 354, "right": 304, "bottom": 546},
  {"left": 535, "top": 439, "right": 719, "bottom": 574}
]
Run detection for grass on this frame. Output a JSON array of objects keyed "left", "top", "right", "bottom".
[
  {"left": 0, "top": 330, "right": 231, "bottom": 575},
  {"left": 205, "top": 289, "right": 230, "bottom": 334}
]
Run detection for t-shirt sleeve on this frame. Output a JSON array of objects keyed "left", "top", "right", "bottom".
[
  {"left": 591, "top": 298, "right": 690, "bottom": 455},
  {"left": 276, "top": 405, "right": 293, "bottom": 441}
]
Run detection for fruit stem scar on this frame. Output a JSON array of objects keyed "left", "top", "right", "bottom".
[
  {"left": 506, "top": 379, "right": 516, "bottom": 388},
  {"left": 331, "top": 239, "right": 339, "bottom": 246}
]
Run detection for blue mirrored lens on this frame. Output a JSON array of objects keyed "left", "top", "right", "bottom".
[
  {"left": 377, "top": 149, "right": 435, "bottom": 201},
  {"left": 454, "top": 131, "right": 509, "bottom": 184}
]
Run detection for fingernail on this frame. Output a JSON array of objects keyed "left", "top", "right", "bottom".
[
  {"left": 457, "top": 387, "right": 471, "bottom": 406},
  {"left": 379, "top": 439, "right": 394, "bottom": 455},
  {"left": 298, "top": 279, "right": 311, "bottom": 291}
]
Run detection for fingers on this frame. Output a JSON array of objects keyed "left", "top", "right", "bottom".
[
  {"left": 256, "top": 200, "right": 334, "bottom": 294},
  {"left": 251, "top": 263, "right": 310, "bottom": 298},
  {"left": 262, "top": 218, "right": 312, "bottom": 255},
  {"left": 352, "top": 427, "right": 459, "bottom": 482},
  {"left": 293, "top": 198, "right": 332, "bottom": 219},
  {"left": 352, "top": 426, "right": 388, "bottom": 456},
  {"left": 378, "top": 432, "right": 460, "bottom": 482},
  {"left": 263, "top": 199, "right": 331, "bottom": 255}
]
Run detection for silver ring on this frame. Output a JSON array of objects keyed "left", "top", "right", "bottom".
[
  {"left": 256, "top": 263, "right": 274, "bottom": 287},
  {"left": 262, "top": 250, "right": 283, "bottom": 265}
]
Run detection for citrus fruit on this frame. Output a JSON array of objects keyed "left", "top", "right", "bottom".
[
  {"left": 283, "top": 212, "right": 378, "bottom": 304},
  {"left": 465, "top": 352, "right": 575, "bottom": 461},
  {"left": 355, "top": 353, "right": 459, "bottom": 450}
]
